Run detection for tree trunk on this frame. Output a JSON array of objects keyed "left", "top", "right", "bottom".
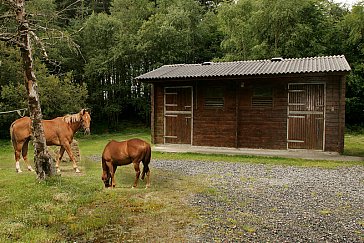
[{"left": 15, "top": 0, "right": 55, "bottom": 179}]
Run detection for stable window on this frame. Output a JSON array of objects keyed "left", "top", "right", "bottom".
[
  {"left": 204, "top": 87, "right": 224, "bottom": 109},
  {"left": 252, "top": 86, "right": 273, "bottom": 108}
]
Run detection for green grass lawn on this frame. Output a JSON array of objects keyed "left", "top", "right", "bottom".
[
  {"left": 0, "top": 129, "right": 363, "bottom": 242},
  {"left": 344, "top": 132, "right": 364, "bottom": 157},
  {"left": 0, "top": 131, "right": 200, "bottom": 242}
]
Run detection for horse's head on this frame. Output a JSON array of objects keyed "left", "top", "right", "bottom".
[{"left": 80, "top": 109, "right": 91, "bottom": 135}]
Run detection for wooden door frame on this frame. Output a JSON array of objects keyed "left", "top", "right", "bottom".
[
  {"left": 163, "top": 86, "right": 193, "bottom": 145},
  {"left": 286, "top": 82, "right": 326, "bottom": 151}
]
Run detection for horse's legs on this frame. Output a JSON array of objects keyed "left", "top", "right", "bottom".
[
  {"left": 145, "top": 170, "right": 151, "bottom": 189},
  {"left": 56, "top": 146, "right": 66, "bottom": 173},
  {"left": 106, "top": 161, "right": 116, "bottom": 188},
  {"left": 63, "top": 143, "right": 80, "bottom": 173},
  {"left": 132, "top": 161, "right": 141, "bottom": 188},
  {"left": 141, "top": 160, "right": 151, "bottom": 189},
  {"left": 21, "top": 139, "right": 34, "bottom": 172},
  {"left": 112, "top": 164, "right": 117, "bottom": 187},
  {"left": 14, "top": 142, "right": 23, "bottom": 173}
]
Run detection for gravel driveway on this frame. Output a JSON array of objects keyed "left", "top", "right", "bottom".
[{"left": 153, "top": 159, "right": 364, "bottom": 242}]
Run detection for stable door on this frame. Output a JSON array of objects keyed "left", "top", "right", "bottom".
[
  {"left": 287, "top": 83, "right": 325, "bottom": 150},
  {"left": 164, "top": 87, "right": 193, "bottom": 144}
]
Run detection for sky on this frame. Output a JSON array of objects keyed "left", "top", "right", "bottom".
[{"left": 332, "top": 0, "right": 360, "bottom": 6}]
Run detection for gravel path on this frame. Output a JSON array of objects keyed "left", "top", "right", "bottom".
[{"left": 153, "top": 159, "right": 364, "bottom": 242}]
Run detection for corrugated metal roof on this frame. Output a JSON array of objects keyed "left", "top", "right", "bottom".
[{"left": 136, "top": 55, "right": 351, "bottom": 81}]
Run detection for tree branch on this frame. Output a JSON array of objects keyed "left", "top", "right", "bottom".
[
  {"left": 0, "top": 13, "right": 15, "bottom": 20},
  {"left": 0, "top": 0, "right": 17, "bottom": 9},
  {"left": 55, "top": 0, "right": 82, "bottom": 16},
  {"left": 29, "top": 30, "right": 48, "bottom": 59},
  {"left": 0, "top": 32, "right": 14, "bottom": 40},
  {"left": 0, "top": 32, "right": 25, "bottom": 48}
]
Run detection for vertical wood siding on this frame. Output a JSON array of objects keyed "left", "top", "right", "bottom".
[
  {"left": 151, "top": 74, "right": 345, "bottom": 153},
  {"left": 324, "top": 75, "right": 345, "bottom": 153},
  {"left": 237, "top": 79, "right": 287, "bottom": 149},
  {"left": 287, "top": 83, "right": 325, "bottom": 150},
  {"left": 164, "top": 87, "right": 192, "bottom": 144},
  {"left": 193, "top": 81, "right": 237, "bottom": 147}
]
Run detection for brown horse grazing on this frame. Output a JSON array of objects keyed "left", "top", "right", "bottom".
[
  {"left": 10, "top": 109, "right": 91, "bottom": 173},
  {"left": 101, "top": 138, "right": 151, "bottom": 189}
]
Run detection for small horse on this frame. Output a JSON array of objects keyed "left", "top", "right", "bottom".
[
  {"left": 10, "top": 109, "right": 91, "bottom": 173},
  {"left": 101, "top": 138, "right": 151, "bottom": 189}
]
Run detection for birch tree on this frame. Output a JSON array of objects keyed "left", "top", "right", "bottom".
[{"left": 1, "top": 0, "right": 55, "bottom": 179}]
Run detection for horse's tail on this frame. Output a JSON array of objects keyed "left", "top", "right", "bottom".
[
  {"left": 9, "top": 121, "right": 16, "bottom": 150},
  {"left": 141, "top": 143, "right": 151, "bottom": 180}
]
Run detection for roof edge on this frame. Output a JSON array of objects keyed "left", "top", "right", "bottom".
[{"left": 136, "top": 55, "right": 351, "bottom": 81}]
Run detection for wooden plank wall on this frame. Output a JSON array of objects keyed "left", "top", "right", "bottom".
[
  {"left": 324, "top": 75, "right": 345, "bottom": 153},
  {"left": 237, "top": 79, "right": 287, "bottom": 149},
  {"left": 153, "top": 85, "right": 165, "bottom": 144},
  {"left": 151, "top": 74, "right": 346, "bottom": 152},
  {"left": 193, "top": 81, "right": 237, "bottom": 147}
]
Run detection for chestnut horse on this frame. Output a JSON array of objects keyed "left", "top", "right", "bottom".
[
  {"left": 101, "top": 138, "right": 151, "bottom": 188},
  {"left": 10, "top": 109, "right": 91, "bottom": 173}
]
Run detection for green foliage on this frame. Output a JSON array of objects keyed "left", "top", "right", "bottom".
[
  {"left": 340, "top": 2, "right": 364, "bottom": 125},
  {"left": 217, "top": 0, "right": 257, "bottom": 60},
  {"left": 0, "top": 0, "right": 90, "bottom": 137},
  {"left": 198, "top": 11, "right": 224, "bottom": 61},
  {"left": 54, "top": 0, "right": 112, "bottom": 25},
  {"left": 0, "top": 83, "right": 27, "bottom": 109},
  {"left": 40, "top": 75, "right": 88, "bottom": 118},
  {"left": 340, "top": 2, "right": 364, "bottom": 61},
  {"left": 0, "top": 43, "right": 23, "bottom": 88},
  {"left": 346, "top": 64, "right": 364, "bottom": 125},
  {"left": 1, "top": 0, "right": 364, "bottom": 128},
  {"left": 1, "top": 60, "right": 88, "bottom": 118},
  {"left": 137, "top": 0, "right": 206, "bottom": 65},
  {"left": 0, "top": 50, "right": 88, "bottom": 138},
  {"left": 216, "top": 0, "right": 347, "bottom": 59},
  {"left": 76, "top": 10, "right": 148, "bottom": 127}
]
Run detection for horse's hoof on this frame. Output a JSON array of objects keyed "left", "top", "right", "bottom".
[{"left": 75, "top": 168, "right": 81, "bottom": 173}]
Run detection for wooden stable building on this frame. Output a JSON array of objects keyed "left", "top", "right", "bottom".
[{"left": 136, "top": 56, "right": 351, "bottom": 153}]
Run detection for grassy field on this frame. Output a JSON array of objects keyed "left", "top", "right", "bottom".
[
  {"left": 344, "top": 132, "right": 364, "bottom": 157},
  {"left": 0, "top": 128, "right": 363, "bottom": 242}
]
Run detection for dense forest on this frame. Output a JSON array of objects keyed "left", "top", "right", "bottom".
[{"left": 0, "top": 0, "right": 363, "bottom": 136}]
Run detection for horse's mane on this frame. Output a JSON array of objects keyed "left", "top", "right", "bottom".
[{"left": 62, "top": 113, "right": 81, "bottom": 124}]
